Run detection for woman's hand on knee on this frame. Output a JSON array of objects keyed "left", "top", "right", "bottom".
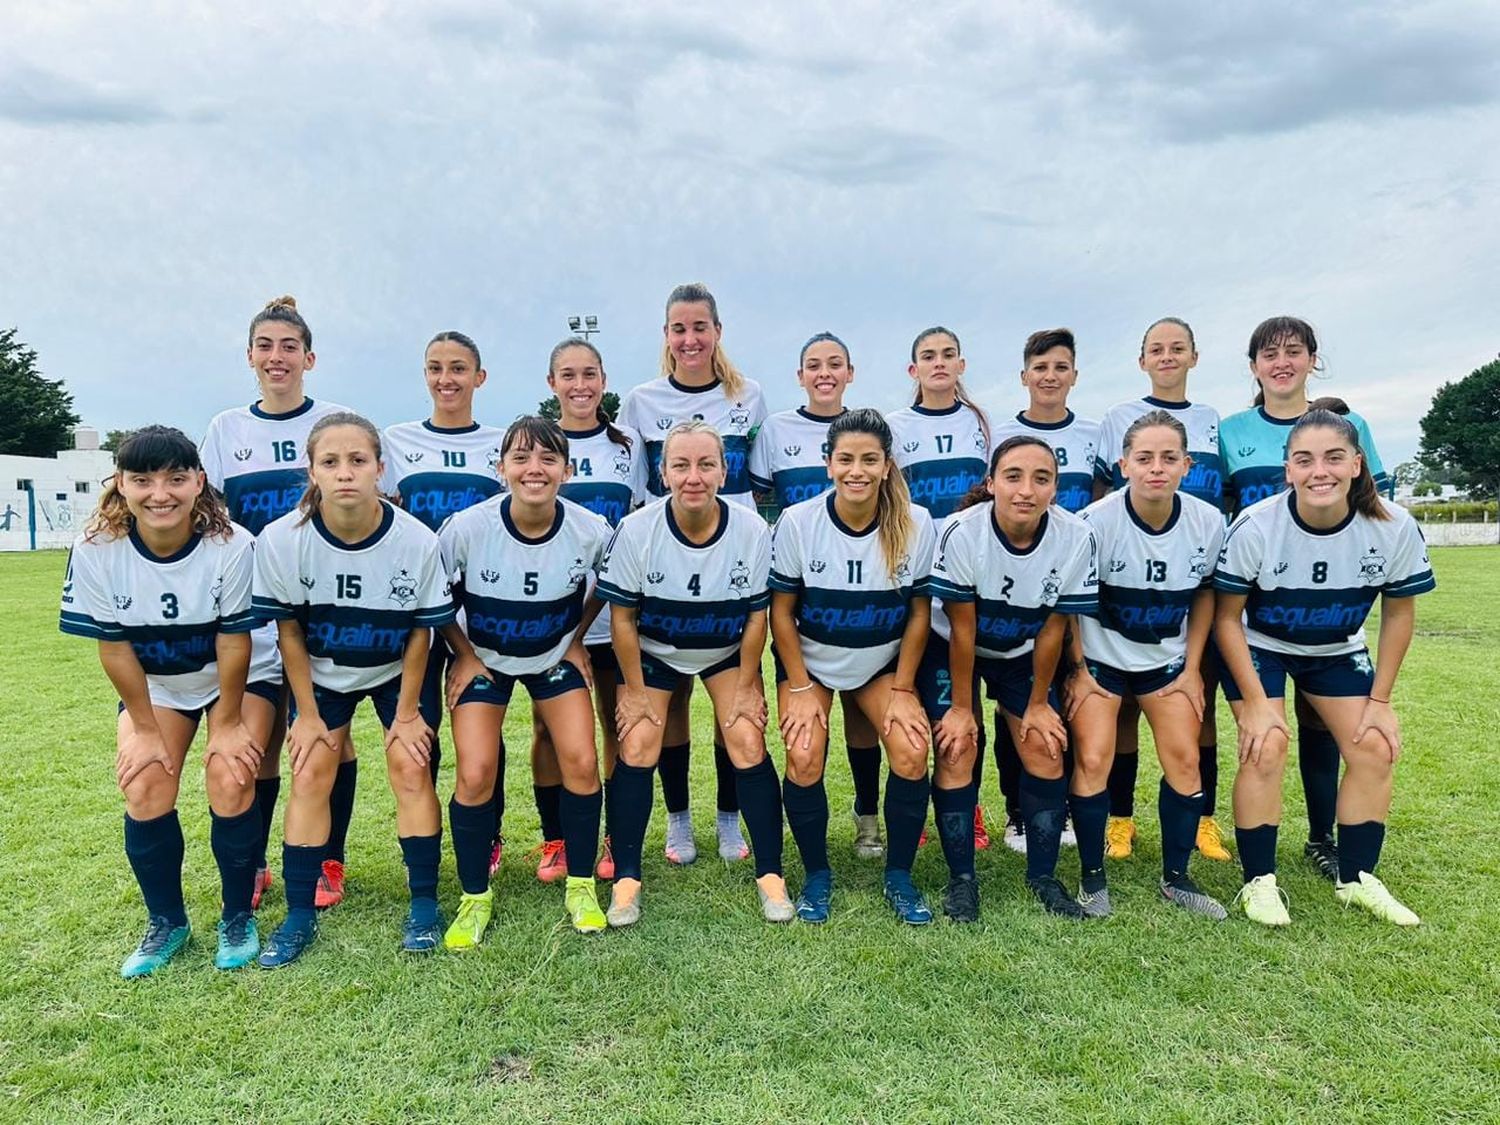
[
  {"left": 1354, "top": 698, "right": 1401, "bottom": 762},
  {"left": 1236, "top": 700, "right": 1290, "bottom": 766},
  {"left": 204, "top": 718, "right": 263, "bottom": 788},
  {"left": 1019, "top": 702, "right": 1067, "bottom": 759},
  {"left": 117, "top": 727, "right": 174, "bottom": 791},
  {"left": 386, "top": 712, "right": 434, "bottom": 767},
  {"left": 779, "top": 689, "right": 827, "bottom": 753}
]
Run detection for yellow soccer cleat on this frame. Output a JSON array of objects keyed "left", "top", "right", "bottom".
[
  {"left": 443, "top": 890, "right": 494, "bottom": 950},
  {"left": 1196, "top": 817, "right": 1232, "bottom": 862},
  {"left": 1335, "top": 872, "right": 1420, "bottom": 926},
  {"left": 1233, "top": 873, "right": 1291, "bottom": 927},
  {"left": 1105, "top": 816, "right": 1136, "bottom": 860},
  {"left": 565, "top": 876, "right": 608, "bottom": 934}
]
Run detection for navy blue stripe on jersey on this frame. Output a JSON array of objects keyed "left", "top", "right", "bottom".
[
  {"left": 638, "top": 595, "right": 763, "bottom": 650},
  {"left": 300, "top": 605, "right": 422, "bottom": 667},
  {"left": 560, "top": 480, "right": 634, "bottom": 527},
  {"left": 251, "top": 595, "right": 297, "bottom": 621},
  {"left": 596, "top": 578, "right": 640, "bottom": 608},
  {"left": 60, "top": 610, "right": 121, "bottom": 640},
  {"left": 767, "top": 569, "right": 803, "bottom": 594},
  {"left": 974, "top": 598, "right": 1052, "bottom": 653},
  {"left": 1106, "top": 456, "right": 1224, "bottom": 509},
  {"left": 796, "top": 586, "right": 910, "bottom": 649},
  {"left": 926, "top": 575, "right": 974, "bottom": 602},
  {"left": 222, "top": 468, "right": 309, "bottom": 535},
  {"left": 87, "top": 621, "right": 221, "bottom": 676},
  {"left": 1213, "top": 569, "right": 1253, "bottom": 595},
  {"left": 397, "top": 472, "right": 502, "bottom": 531},
  {"left": 642, "top": 435, "right": 756, "bottom": 498},
  {"left": 902, "top": 457, "right": 986, "bottom": 518},
  {"left": 1244, "top": 585, "right": 1379, "bottom": 647},
  {"left": 1385, "top": 569, "right": 1436, "bottom": 597},
  {"left": 1229, "top": 465, "right": 1286, "bottom": 513},
  {"left": 1097, "top": 584, "right": 1196, "bottom": 644},
  {"left": 1055, "top": 475, "right": 1094, "bottom": 514},
  {"left": 767, "top": 465, "right": 832, "bottom": 509},
  {"left": 461, "top": 588, "right": 586, "bottom": 658},
  {"left": 1056, "top": 592, "right": 1099, "bottom": 616},
  {"left": 220, "top": 609, "right": 260, "bottom": 634}
]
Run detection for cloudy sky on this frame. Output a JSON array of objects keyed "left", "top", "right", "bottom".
[{"left": 3, "top": 1, "right": 1497, "bottom": 464}]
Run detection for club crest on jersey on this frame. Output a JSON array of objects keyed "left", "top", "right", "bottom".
[
  {"left": 1082, "top": 441, "right": 1097, "bottom": 467},
  {"left": 647, "top": 570, "right": 666, "bottom": 585},
  {"left": 1352, "top": 651, "right": 1374, "bottom": 676},
  {"left": 809, "top": 559, "right": 827, "bottom": 574},
  {"left": 233, "top": 448, "right": 253, "bottom": 462},
  {"left": 479, "top": 568, "right": 501, "bottom": 585},
  {"left": 1205, "top": 424, "right": 1219, "bottom": 449},
  {"left": 404, "top": 451, "right": 424, "bottom": 463},
  {"left": 901, "top": 440, "right": 920, "bottom": 454},
  {"left": 299, "top": 575, "right": 316, "bottom": 590},
  {"left": 1189, "top": 547, "right": 1209, "bottom": 578},
  {"left": 1108, "top": 558, "right": 1127, "bottom": 574},
  {"left": 973, "top": 430, "right": 986, "bottom": 452},
  {"left": 895, "top": 555, "right": 912, "bottom": 582},
  {"left": 1040, "top": 568, "right": 1061, "bottom": 600},
  {"left": 784, "top": 444, "right": 801, "bottom": 457},
  {"left": 656, "top": 418, "right": 675, "bottom": 432},
  {"left": 729, "top": 560, "right": 751, "bottom": 590},
  {"left": 1359, "top": 548, "right": 1387, "bottom": 584},
  {"left": 729, "top": 405, "right": 751, "bottom": 430},
  {"left": 486, "top": 448, "right": 502, "bottom": 472},
  {"left": 113, "top": 594, "right": 133, "bottom": 611},
  {"left": 388, "top": 568, "right": 418, "bottom": 607},
  {"left": 568, "top": 557, "right": 588, "bottom": 586},
  {"left": 613, "top": 450, "right": 632, "bottom": 478}
]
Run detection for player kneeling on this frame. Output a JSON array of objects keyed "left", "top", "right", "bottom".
[
  {"left": 1216, "top": 407, "right": 1432, "bottom": 926},
  {"left": 60, "top": 427, "right": 280, "bottom": 976}
]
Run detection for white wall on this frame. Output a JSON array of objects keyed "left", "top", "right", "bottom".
[
  {"left": 0, "top": 449, "right": 116, "bottom": 551},
  {"left": 1422, "top": 522, "right": 1500, "bottom": 547}
]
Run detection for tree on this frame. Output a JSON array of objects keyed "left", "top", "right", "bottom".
[
  {"left": 0, "top": 328, "right": 81, "bottom": 456},
  {"left": 1392, "top": 460, "right": 1423, "bottom": 488},
  {"left": 102, "top": 429, "right": 134, "bottom": 453},
  {"left": 535, "top": 391, "right": 620, "bottom": 424},
  {"left": 1420, "top": 358, "right": 1500, "bottom": 502}
]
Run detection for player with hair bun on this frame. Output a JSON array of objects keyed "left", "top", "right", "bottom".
[
  {"left": 1216, "top": 407, "right": 1432, "bottom": 927},
  {"left": 252, "top": 413, "right": 455, "bottom": 966},
  {"left": 198, "top": 296, "right": 354, "bottom": 913},
  {"left": 61, "top": 426, "right": 278, "bottom": 975}
]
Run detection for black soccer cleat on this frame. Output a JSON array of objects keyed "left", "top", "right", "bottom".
[
  {"left": 1026, "top": 876, "right": 1086, "bottom": 920},
  {"left": 943, "top": 874, "right": 980, "bottom": 923},
  {"left": 1304, "top": 835, "right": 1339, "bottom": 883}
]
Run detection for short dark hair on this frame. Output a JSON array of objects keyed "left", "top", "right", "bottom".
[{"left": 1023, "top": 328, "right": 1075, "bottom": 365}]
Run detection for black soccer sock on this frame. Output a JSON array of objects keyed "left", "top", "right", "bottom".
[
  {"left": 254, "top": 776, "right": 280, "bottom": 868},
  {"left": 602, "top": 775, "right": 615, "bottom": 839},
  {"left": 847, "top": 744, "right": 881, "bottom": 817},
  {"left": 733, "top": 756, "right": 784, "bottom": 878},
  {"left": 491, "top": 734, "right": 507, "bottom": 843},
  {"left": 995, "top": 714, "right": 1022, "bottom": 819},
  {"left": 326, "top": 759, "right": 357, "bottom": 864},
  {"left": 282, "top": 841, "right": 325, "bottom": 922},
  {"left": 210, "top": 803, "right": 261, "bottom": 920},
  {"left": 448, "top": 796, "right": 495, "bottom": 896},
  {"left": 399, "top": 832, "right": 442, "bottom": 923},
  {"left": 715, "top": 740, "right": 740, "bottom": 813},
  {"left": 560, "top": 787, "right": 603, "bottom": 878},
  {"left": 971, "top": 737, "right": 985, "bottom": 794},
  {"left": 1299, "top": 726, "right": 1340, "bottom": 842},
  {"left": 1022, "top": 772, "right": 1067, "bottom": 882},
  {"left": 534, "top": 783, "right": 563, "bottom": 843},
  {"left": 428, "top": 733, "right": 443, "bottom": 785},
  {"left": 883, "top": 771, "right": 931, "bottom": 875},
  {"left": 124, "top": 810, "right": 187, "bottom": 927},
  {"left": 1107, "top": 750, "right": 1138, "bottom": 817},
  {"left": 1199, "top": 743, "right": 1219, "bottom": 817},
  {"left": 658, "top": 743, "right": 690, "bottom": 814},
  {"left": 1067, "top": 788, "right": 1109, "bottom": 880},
  {"left": 933, "top": 782, "right": 978, "bottom": 879},
  {"left": 1159, "top": 779, "right": 1202, "bottom": 881},
  {"left": 1337, "top": 820, "right": 1386, "bottom": 883},
  {"left": 1236, "top": 823, "right": 1279, "bottom": 881},
  {"left": 610, "top": 761, "right": 655, "bottom": 881},
  {"left": 783, "top": 776, "right": 830, "bottom": 875}
]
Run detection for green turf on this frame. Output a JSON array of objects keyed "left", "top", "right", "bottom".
[{"left": 1, "top": 548, "right": 1497, "bottom": 1123}]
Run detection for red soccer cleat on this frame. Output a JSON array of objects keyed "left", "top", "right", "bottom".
[{"left": 314, "top": 859, "right": 345, "bottom": 909}]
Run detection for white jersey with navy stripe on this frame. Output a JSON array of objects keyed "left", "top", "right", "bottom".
[
  {"left": 1079, "top": 489, "right": 1223, "bottom": 672},
  {"left": 253, "top": 502, "right": 455, "bottom": 695},
  {"left": 749, "top": 408, "right": 839, "bottom": 510},
  {"left": 618, "top": 376, "right": 767, "bottom": 508},
  {"left": 768, "top": 495, "right": 935, "bottom": 690},
  {"left": 928, "top": 504, "right": 1099, "bottom": 660},
  {"left": 597, "top": 497, "right": 771, "bottom": 674},
  {"left": 199, "top": 399, "right": 352, "bottom": 536},
  {"left": 60, "top": 523, "right": 274, "bottom": 710},
  {"left": 887, "top": 402, "right": 990, "bottom": 519},
  {"left": 990, "top": 411, "right": 1102, "bottom": 514},
  {"left": 1095, "top": 397, "right": 1224, "bottom": 511},
  {"left": 380, "top": 420, "right": 505, "bottom": 532},
  {"left": 439, "top": 495, "right": 609, "bottom": 677},
  {"left": 1214, "top": 492, "right": 1435, "bottom": 657}
]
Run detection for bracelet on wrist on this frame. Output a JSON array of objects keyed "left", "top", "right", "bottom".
[
  {"left": 1368, "top": 694, "right": 1391, "bottom": 704},
  {"left": 788, "top": 683, "right": 815, "bottom": 694},
  {"left": 890, "top": 685, "right": 914, "bottom": 694}
]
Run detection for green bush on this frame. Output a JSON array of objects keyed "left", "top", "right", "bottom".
[{"left": 1408, "top": 500, "right": 1498, "bottom": 522}]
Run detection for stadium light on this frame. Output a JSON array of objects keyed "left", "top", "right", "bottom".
[{"left": 567, "top": 314, "right": 600, "bottom": 340}]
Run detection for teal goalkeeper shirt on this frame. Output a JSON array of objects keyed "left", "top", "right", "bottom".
[{"left": 1220, "top": 405, "right": 1391, "bottom": 515}]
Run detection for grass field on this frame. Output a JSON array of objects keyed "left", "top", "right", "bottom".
[{"left": 2, "top": 548, "right": 1497, "bottom": 1124}]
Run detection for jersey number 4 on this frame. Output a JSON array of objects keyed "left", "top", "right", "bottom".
[{"left": 687, "top": 573, "right": 702, "bottom": 597}]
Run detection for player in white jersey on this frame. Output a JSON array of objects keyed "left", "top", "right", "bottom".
[
  {"left": 616, "top": 284, "right": 767, "bottom": 866},
  {"left": 1215, "top": 408, "right": 1433, "bottom": 927},
  {"left": 1221, "top": 316, "right": 1394, "bottom": 883},
  {"left": 1068, "top": 412, "right": 1229, "bottom": 920},
  {"left": 982, "top": 328, "right": 1102, "bottom": 854},
  {"left": 888, "top": 326, "right": 993, "bottom": 522},
  {"left": 768, "top": 410, "right": 937, "bottom": 924},
  {"left": 750, "top": 332, "right": 889, "bottom": 860},
  {"left": 529, "top": 338, "right": 648, "bottom": 885},
  {"left": 926, "top": 437, "right": 1099, "bottom": 920},
  {"left": 597, "top": 422, "right": 791, "bottom": 925},
  {"left": 198, "top": 296, "right": 354, "bottom": 911},
  {"left": 251, "top": 414, "right": 456, "bottom": 967},
  {"left": 60, "top": 427, "right": 276, "bottom": 977},
  {"left": 438, "top": 417, "right": 612, "bottom": 942},
  {"left": 1094, "top": 317, "right": 1233, "bottom": 868},
  {"left": 382, "top": 331, "right": 508, "bottom": 879}
]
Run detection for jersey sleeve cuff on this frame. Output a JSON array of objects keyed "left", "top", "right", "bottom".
[
  {"left": 1384, "top": 572, "right": 1436, "bottom": 597},
  {"left": 414, "top": 605, "right": 458, "bottom": 627},
  {"left": 925, "top": 577, "right": 975, "bottom": 602},
  {"left": 595, "top": 580, "right": 640, "bottom": 608},
  {"left": 1056, "top": 595, "right": 1098, "bottom": 616},
  {"left": 251, "top": 595, "right": 297, "bottom": 620},
  {"left": 749, "top": 472, "right": 774, "bottom": 492},
  {"left": 767, "top": 571, "right": 802, "bottom": 594},
  {"left": 747, "top": 591, "right": 771, "bottom": 611},
  {"left": 219, "top": 611, "right": 260, "bottom": 634},
  {"left": 59, "top": 611, "right": 121, "bottom": 640},
  {"left": 1212, "top": 572, "right": 1252, "bottom": 594}
]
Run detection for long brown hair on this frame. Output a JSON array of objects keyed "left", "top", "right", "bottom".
[
  {"left": 548, "top": 337, "right": 632, "bottom": 451},
  {"left": 85, "top": 426, "right": 233, "bottom": 544},
  {"left": 659, "top": 283, "right": 747, "bottom": 399},
  {"left": 295, "top": 412, "right": 384, "bottom": 525},
  {"left": 909, "top": 326, "right": 992, "bottom": 451},
  {"left": 1288, "top": 403, "right": 1388, "bottom": 521},
  {"left": 827, "top": 409, "right": 914, "bottom": 581},
  {"left": 957, "top": 435, "right": 1058, "bottom": 513}
]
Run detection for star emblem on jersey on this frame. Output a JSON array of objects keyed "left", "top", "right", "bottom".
[
  {"left": 300, "top": 575, "right": 316, "bottom": 589},
  {"left": 113, "top": 594, "right": 133, "bottom": 610},
  {"left": 901, "top": 440, "right": 920, "bottom": 454},
  {"left": 1359, "top": 548, "right": 1387, "bottom": 584},
  {"left": 1041, "top": 568, "right": 1061, "bottom": 600},
  {"left": 1352, "top": 651, "right": 1374, "bottom": 676},
  {"left": 809, "top": 559, "right": 827, "bottom": 574},
  {"left": 233, "top": 448, "right": 253, "bottom": 462},
  {"left": 405, "top": 451, "right": 424, "bottom": 463},
  {"left": 1189, "top": 547, "right": 1208, "bottom": 578},
  {"left": 647, "top": 570, "right": 666, "bottom": 584},
  {"left": 568, "top": 557, "right": 588, "bottom": 586},
  {"left": 729, "top": 405, "right": 751, "bottom": 430},
  {"left": 613, "top": 451, "right": 631, "bottom": 478},
  {"left": 728, "top": 560, "right": 751, "bottom": 590},
  {"left": 388, "top": 568, "right": 418, "bottom": 607},
  {"left": 479, "top": 568, "right": 501, "bottom": 585},
  {"left": 785, "top": 444, "right": 802, "bottom": 457},
  {"left": 973, "top": 431, "right": 986, "bottom": 452}
]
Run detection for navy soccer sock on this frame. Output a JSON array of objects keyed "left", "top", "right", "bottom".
[
  {"left": 560, "top": 787, "right": 603, "bottom": 878},
  {"left": 254, "top": 776, "right": 280, "bottom": 867},
  {"left": 733, "top": 756, "right": 784, "bottom": 877},
  {"left": 398, "top": 832, "right": 441, "bottom": 923},
  {"left": 326, "top": 759, "right": 357, "bottom": 864},
  {"left": 1236, "top": 823, "right": 1279, "bottom": 881},
  {"left": 210, "top": 803, "right": 261, "bottom": 920},
  {"left": 1299, "top": 726, "right": 1340, "bottom": 842},
  {"left": 1021, "top": 772, "right": 1067, "bottom": 882},
  {"left": 1158, "top": 778, "right": 1203, "bottom": 882},
  {"left": 610, "top": 761, "right": 655, "bottom": 880},
  {"left": 933, "top": 782, "right": 977, "bottom": 879},
  {"left": 715, "top": 740, "right": 740, "bottom": 813},
  {"left": 1337, "top": 820, "right": 1386, "bottom": 883},
  {"left": 282, "top": 841, "right": 325, "bottom": 925},
  {"left": 1107, "top": 751, "right": 1138, "bottom": 817},
  {"left": 995, "top": 715, "right": 1022, "bottom": 819},
  {"left": 428, "top": 733, "right": 442, "bottom": 785},
  {"left": 603, "top": 774, "right": 615, "bottom": 839},
  {"left": 847, "top": 744, "right": 882, "bottom": 817},
  {"left": 1067, "top": 787, "right": 1109, "bottom": 881},
  {"left": 124, "top": 810, "right": 187, "bottom": 927},
  {"left": 491, "top": 734, "right": 507, "bottom": 842},
  {"left": 1199, "top": 743, "right": 1219, "bottom": 817},
  {"left": 657, "top": 743, "right": 690, "bottom": 814},
  {"left": 883, "top": 772, "right": 930, "bottom": 875},
  {"left": 448, "top": 796, "right": 495, "bottom": 895},
  {"left": 783, "top": 776, "right": 830, "bottom": 875},
  {"left": 534, "top": 783, "right": 563, "bottom": 842}
]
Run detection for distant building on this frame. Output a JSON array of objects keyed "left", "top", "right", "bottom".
[
  {"left": 0, "top": 427, "right": 115, "bottom": 550},
  {"left": 1395, "top": 484, "right": 1466, "bottom": 506}
]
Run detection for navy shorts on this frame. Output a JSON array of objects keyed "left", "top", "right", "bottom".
[
  {"left": 976, "top": 652, "right": 1053, "bottom": 719},
  {"left": 453, "top": 660, "right": 590, "bottom": 707},
  {"left": 1086, "top": 658, "right": 1184, "bottom": 699},
  {"left": 1220, "top": 645, "right": 1376, "bottom": 702},
  {"left": 639, "top": 649, "right": 741, "bottom": 693},
  {"left": 313, "top": 676, "right": 441, "bottom": 732},
  {"left": 120, "top": 678, "right": 282, "bottom": 724},
  {"left": 587, "top": 643, "right": 619, "bottom": 678},
  {"left": 770, "top": 645, "right": 898, "bottom": 690},
  {"left": 914, "top": 635, "right": 979, "bottom": 722}
]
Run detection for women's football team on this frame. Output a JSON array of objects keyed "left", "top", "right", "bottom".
[{"left": 61, "top": 287, "right": 1435, "bottom": 977}]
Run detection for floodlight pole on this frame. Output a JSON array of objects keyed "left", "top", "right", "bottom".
[{"left": 567, "top": 314, "right": 601, "bottom": 341}]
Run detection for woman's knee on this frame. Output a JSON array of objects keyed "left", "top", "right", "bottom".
[
  {"left": 122, "top": 770, "right": 179, "bottom": 818},
  {"left": 204, "top": 756, "right": 255, "bottom": 812},
  {"left": 784, "top": 741, "right": 827, "bottom": 786},
  {"left": 720, "top": 723, "right": 765, "bottom": 768},
  {"left": 453, "top": 757, "right": 498, "bottom": 804}
]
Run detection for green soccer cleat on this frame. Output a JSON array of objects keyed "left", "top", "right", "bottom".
[
  {"left": 1334, "top": 872, "right": 1421, "bottom": 926},
  {"left": 565, "top": 877, "right": 608, "bottom": 934},
  {"left": 121, "top": 917, "right": 191, "bottom": 979},
  {"left": 1233, "top": 874, "right": 1291, "bottom": 927},
  {"left": 444, "top": 891, "right": 495, "bottom": 951},
  {"left": 214, "top": 912, "right": 260, "bottom": 970}
]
